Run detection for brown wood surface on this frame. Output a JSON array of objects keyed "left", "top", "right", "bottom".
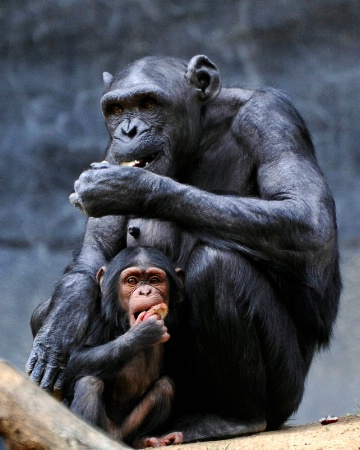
[{"left": 0, "top": 359, "right": 129, "bottom": 450}]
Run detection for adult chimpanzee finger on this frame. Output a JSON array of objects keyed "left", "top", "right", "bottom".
[
  {"left": 69, "top": 192, "right": 84, "bottom": 212},
  {"left": 90, "top": 161, "right": 110, "bottom": 170},
  {"left": 54, "top": 368, "right": 66, "bottom": 391},
  {"left": 25, "top": 351, "right": 38, "bottom": 376},
  {"left": 40, "top": 365, "right": 60, "bottom": 392},
  {"left": 28, "top": 359, "right": 45, "bottom": 384}
]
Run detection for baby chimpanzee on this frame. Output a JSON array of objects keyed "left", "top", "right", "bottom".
[{"left": 64, "top": 246, "right": 184, "bottom": 448}]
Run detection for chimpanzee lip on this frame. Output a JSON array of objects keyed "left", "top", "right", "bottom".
[
  {"left": 132, "top": 300, "right": 165, "bottom": 321},
  {"left": 120, "top": 153, "right": 158, "bottom": 168},
  {"left": 133, "top": 305, "right": 157, "bottom": 319}
]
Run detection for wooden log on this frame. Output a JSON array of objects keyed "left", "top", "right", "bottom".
[{"left": 0, "top": 359, "right": 129, "bottom": 449}]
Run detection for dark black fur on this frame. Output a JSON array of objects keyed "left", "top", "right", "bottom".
[
  {"left": 63, "top": 246, "right": 183, "bottom": 446},
  {"left": 27, "top": 55, "right": 340, "bottom": 443}
]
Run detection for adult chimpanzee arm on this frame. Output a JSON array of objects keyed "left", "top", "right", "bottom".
[
  {"left": 70, "top": 89, "right": 336, "bottom": 289},
  {"left": 26, "top": 215, "right": 127, "bottom": 392}
]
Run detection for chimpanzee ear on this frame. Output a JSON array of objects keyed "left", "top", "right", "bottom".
[
  {"left": 175, "top": 268, "right": 185, "bottom": 283},
  {"left": 175, "top": 268, "right": 185, "bottom": 302},
  {"left": 103, "top": 72, "right": 114, "bottom": 89},
  {"left": 185, "top": 55, "right": 221, "bottom": 102},
  {"left": 96, "top": 266, "right": 107, "bottom": 289}
]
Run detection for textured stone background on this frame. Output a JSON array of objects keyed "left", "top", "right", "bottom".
[{"left": 0, "top": 0, "right": 359, "bottom": 426}]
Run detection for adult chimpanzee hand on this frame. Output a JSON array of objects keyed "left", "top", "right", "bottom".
[
  {"left": 26, "top": 293, "right": 95, "bottom": 392},
  {"left": 26, "top": 331, "right": 65, "bottom": 392},
  {"left": 69, "top": 164, "right": 162, "bottom": 218}
]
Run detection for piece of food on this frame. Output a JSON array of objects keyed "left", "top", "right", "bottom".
[{"left": 143, "top": 303, "right": 168, "bottom": 321}]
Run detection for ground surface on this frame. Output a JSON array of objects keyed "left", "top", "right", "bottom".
[{"left": 160, "top": 415, "right": 360, "bottom": 450}]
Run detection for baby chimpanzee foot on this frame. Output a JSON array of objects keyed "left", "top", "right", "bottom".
[{"left": 136, "top": 431, "right": 183, "bottom": 448}]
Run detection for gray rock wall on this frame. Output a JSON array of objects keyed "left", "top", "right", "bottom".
[{"left": 0, "top": 0, "right": 359, "bottom": 425}]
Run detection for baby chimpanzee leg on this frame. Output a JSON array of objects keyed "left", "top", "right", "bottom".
[
  {"left": 71, "top": 376, "right": 107, "bottom": 430},
  {"left": 120, "top": 376, "right": 181, "bottom": 448}
]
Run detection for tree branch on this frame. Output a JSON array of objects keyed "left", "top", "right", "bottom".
[{"left": 0, "top": 360, "right": 129, "bottom": 449}]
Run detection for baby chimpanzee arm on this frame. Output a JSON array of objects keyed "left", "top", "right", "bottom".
[{"left": 67, "top": 318, "right": 166, "bottom": 380}]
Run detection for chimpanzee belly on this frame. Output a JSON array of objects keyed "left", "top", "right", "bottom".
[{"left": 126, "top": 218, "right": 196, "bottom": 267}]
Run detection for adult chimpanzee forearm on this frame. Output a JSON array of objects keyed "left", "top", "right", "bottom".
[
  {"left": 26, "top": 215, "right": 127, "bottom": 391},
  {"left": 155, "top": 172, "right": 336, "bottom": 261}
]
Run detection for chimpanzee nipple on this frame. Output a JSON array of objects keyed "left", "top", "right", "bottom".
[{"left": 128, "top": 226, "right": 140, "bottom": 238}]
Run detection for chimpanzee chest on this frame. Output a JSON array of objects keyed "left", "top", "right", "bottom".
[{"left": 126, "top": 218, "right": 196, "bottom": 266}]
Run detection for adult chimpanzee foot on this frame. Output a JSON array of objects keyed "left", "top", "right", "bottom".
[
  {"left": 135, "top": 431, "right": 183, "bottom": 448},
  {"left": 179, "top": 414, "right": 266, "bottom": 443}
]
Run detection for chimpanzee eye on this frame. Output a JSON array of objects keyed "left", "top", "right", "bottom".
[
  {"left": 127, "top": 277, "right": 138, "bottom": 285},
  {"left": 108, "top": 103, "right": 123, "bottom": 115},
  {"left": 140, "top": 97, "right": 157, "bottom": 111},
  {"left": 149, "top": 276, "right": 161, "bottom": 284}
]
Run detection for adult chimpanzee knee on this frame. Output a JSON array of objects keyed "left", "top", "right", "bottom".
[
  {"left": 63, "top": 246, "right": 184, "bottom": 448},
  {"left": 27, "top": 55, "right": 341, "bottom": 443}
]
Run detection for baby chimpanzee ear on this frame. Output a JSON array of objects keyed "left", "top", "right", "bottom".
[
  {"left": 175, "top": 268, "right": 185, "bottom": 283},
  {"left": 96, "top": 266, "right": 107, "bottom": 290},
  {"left": 175, "top": 268, "right": 185, "bottom": 302}
]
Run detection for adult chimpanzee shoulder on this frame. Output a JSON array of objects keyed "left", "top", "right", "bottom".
[{"left": 27, "top": 55, "right": 341, "bottom": 443}]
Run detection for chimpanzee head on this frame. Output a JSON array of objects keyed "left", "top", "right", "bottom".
[
  {"left": 97, "top": 246, "right": 184, "bottom": 330},
  {"left": 100, "top": 55, "right": 221, "bottom": 177}
]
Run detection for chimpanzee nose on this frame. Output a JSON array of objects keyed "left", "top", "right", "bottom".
[
  {"left": 116, "top": 118, "right": 149, "bottom": 142},
  {"left": 138, "top": 284, "right": 152, "bottom": 296},
  {"left": 121, "top": 120, "right": 137, "bottom": 138}
]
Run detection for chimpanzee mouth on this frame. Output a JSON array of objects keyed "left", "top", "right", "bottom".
[
  {"left": 132, "top": 302, "right": 168, "bottom": 323},
  {"left": 133, "top": 311, "right": 144, "bottom": 320},
  {"left": 120, "top": 153, "right": 157, "bottom": 168}
]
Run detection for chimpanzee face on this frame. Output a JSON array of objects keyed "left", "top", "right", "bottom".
[
  {"left": 100, "top": 57, "right": 212, "bottom": 177},
  {"left": 119, "top": 265, "right": 169, "bottom": 326}
]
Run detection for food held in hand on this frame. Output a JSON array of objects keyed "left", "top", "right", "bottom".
[{"left": 143, "top": 303, "right": 168, "bottom": 321}]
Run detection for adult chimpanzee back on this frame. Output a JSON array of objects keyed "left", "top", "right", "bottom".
[{"left": 27, "top": 55, "right": 340, "bottom": 443}]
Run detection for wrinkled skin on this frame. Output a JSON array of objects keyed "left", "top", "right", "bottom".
[{"left": 27, "top": 55, "right": 340, "bottom": 443}]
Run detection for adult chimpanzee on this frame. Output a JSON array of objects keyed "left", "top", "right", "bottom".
[
  {"left": 27, "top": 55, "right": 340, "bottom": 443},
  {"left": 64, "top": 246, "right": 184, "bottom": 448}
]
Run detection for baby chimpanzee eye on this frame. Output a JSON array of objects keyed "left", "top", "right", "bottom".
[
  {"left": 149, "top": 276, "right": 161, "bottom": 284},
  {"left": 127, "top": 277, "right": 138, "bottom": 285}
]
